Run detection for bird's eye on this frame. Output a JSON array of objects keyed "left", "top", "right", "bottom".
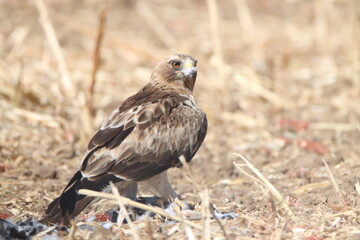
[{"left": 171, "top": 60, "right": 181, "bottom": 69}]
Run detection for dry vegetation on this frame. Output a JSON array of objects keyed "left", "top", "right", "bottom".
[{"left": 1, "top": 0, "right": 360, "bottom": 239}]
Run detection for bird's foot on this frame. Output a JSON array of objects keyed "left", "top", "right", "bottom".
[{"left": 173, "top": 197, "right": 193, "bottom": 210}]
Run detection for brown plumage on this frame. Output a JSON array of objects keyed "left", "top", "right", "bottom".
[{"left": 40, "top": 54, "right": 207, "bottom": 225}]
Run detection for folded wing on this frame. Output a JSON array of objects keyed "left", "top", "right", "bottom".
[{"left": 79, "top": 95, "right": 207, "bottom": 182}]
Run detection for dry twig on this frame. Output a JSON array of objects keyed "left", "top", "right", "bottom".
[
  {"left": 51, "top": 11, "right": 159, "bottom": 62},
  {"left": 110, "top": 182, "right": 141, "bottom": 240},
  {"left": 77, "top": 189, "right": 221, "bottom": 237},
  {"left": 199, "top": 189, "right": 211, "bottom": 240},
  {"left": 232, "top": 0, "right": 254, "bottom": 34},
  {"left": 136, "top": 1, "right": 176, "bottom": 48},
  {"left": 179, "top": 156, "right": 229, "bottom": 240},
  {"left": 88, "top": 0, "right": 108, "bottom": 116},
  {"left": 34, "top": 0, "right": 75, "bottom": 98},
  {"left": 322, "top": 158, "right": 349, "bottom": 205},
  {"left": 206, "top": 0, "right": 228, "bottom": 109},
  {"left": 233, "top": 153, "right": 294, "bottom": 217},
  {"left": 67, "top": 219, "right": 77, "bottom": 240}
]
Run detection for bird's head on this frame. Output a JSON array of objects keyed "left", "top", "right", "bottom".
[{"left": 151, "top": 54, "right": 198, "bottom": 92}]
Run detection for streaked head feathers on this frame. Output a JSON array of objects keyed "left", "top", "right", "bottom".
[{"left": 151, "top": 54, "right": 198, "bottom": 91}]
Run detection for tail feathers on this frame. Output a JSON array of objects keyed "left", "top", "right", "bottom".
[
  {"left": 40, "top": 196, "right": 61, "bottom": 224},
  {"left": 59, "top": 171, "right": 83, "bottom": 216},
  {"left": 40, "top": 195, "right": 94, "bottom": 225},
  {"left": 41, "top": 171, "right": 86, "bottom": 225},
  {"left": 40, "top": 172, "right": 122, "bottom": 225}
]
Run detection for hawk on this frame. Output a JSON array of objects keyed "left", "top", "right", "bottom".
[{"left": 41, "top": 54, "right": 207, "bottom": 225}]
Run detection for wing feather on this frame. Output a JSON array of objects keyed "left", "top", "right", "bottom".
[{"left": 80, "top": 94, "right": 207, "bottom": 182}]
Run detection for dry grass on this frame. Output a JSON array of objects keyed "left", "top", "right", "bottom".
[{"left": 1, "top": 0, "right": 360, "bottom": 239}]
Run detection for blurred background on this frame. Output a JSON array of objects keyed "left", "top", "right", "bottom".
[{"left": 1, "top": 0, "right": 360, "bottom": 238}]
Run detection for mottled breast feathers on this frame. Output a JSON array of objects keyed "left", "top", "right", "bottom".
[{"left": 79, "top": 84, "right": 207, "bottom": 182}]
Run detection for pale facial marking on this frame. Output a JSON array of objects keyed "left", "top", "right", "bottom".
[{"left": 181, "top": 58, "right": 197, "bottom": 77}]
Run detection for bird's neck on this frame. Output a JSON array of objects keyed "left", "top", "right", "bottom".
[{"left": 151, "top": 80, "right": 194, "bottom": 96}]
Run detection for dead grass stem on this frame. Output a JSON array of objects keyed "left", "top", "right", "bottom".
[
  {"left": 233, "top": 153, "right": 294, "bottom": 217},
  {"left": 206, "top": 0, "right": 228, "bottom": 109},
  {"left": 178, "top": 156, "right": 229, "bottom": 240},
  {"left": 322, "top": 158, "right": 349, "bottom": 205},
  {"left": 51, "top": 11, "right": 159, "bottom": 62},
  {"left": 136, "top": 1, "right": 176, "bottom": 48},
  {"left": 77, "top": 189, "right": 221, "bottom": 237},
  {"left": 88, "top": 0, "right": 108, "bottom": 116},
  {"left": 109, "top": 182, "right": 141, "bottom": 240},
  {"left": 34, "top": 0, "right": 75, "bottom": 98}
]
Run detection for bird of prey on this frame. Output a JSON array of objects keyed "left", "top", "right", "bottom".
[{"left": 41, "top": 54, "right": 207, "bottom": 225}]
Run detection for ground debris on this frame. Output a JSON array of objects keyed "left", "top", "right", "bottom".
[
  {"left": 0, "top": 196, "right": 237, "bottom": 239},
  {"left": 0, "top": 218, "right": 47, "bottom": 240}
]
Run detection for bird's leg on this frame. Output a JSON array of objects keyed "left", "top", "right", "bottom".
[
  {"left": 112, "top": 181, "right": 138, "bottom": 200},
  {"left": 142, "top": 171, "right": 194, "bottom": 211},
  {"left": 141, "top": 171, "right": 179, "bottom": 201}
]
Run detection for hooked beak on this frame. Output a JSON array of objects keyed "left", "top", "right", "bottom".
[{"left": 182, "top": 63, "right": 197, "bottom": 78}]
